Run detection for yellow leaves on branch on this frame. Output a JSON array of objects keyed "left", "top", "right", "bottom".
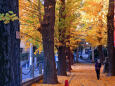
[
  {"left": 81, "top": 0, "right": 108, "bottom": 23},
  {"left": 19, "top": 0, "right": 109, "bottom": 52},
  {"left": 19, "top": 0, "right": 43, "bottom": 31},
  {"left": 54, "top": 0, "right": 82, "bottom": 51},
  {"left": 0, "top": 11, "right": 18, "bottom": 24},
  {"left": 19, "top": 0, "right": 43, "bottom": 54},
  {"left": 80, "top": 0, "right": 108, "bottom": 47},
  {"left": 69, "top": 28, "right": 82, "bottom": 50},
  {"left": 85, "top": 25, "right": 107, "bottom": 47},
  {"left": 82, "top": 1, "right": 103, "bottom": 16}
]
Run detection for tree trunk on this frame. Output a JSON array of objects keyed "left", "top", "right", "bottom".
[
  {"left": 66, "top": 47, "right": 72, "bottom": 70},
  {"left": 57, "top": 0, "right": 67, "bottom": 76},
  {"left": 41, "top": 0, "right": 58, "bottom": 83},
  {"left": 57, "top": 46, "right": 67, "bottom": 75},
  {"left": 0, "top": 0, "right": 20, "bottom": 86},
  {"left": 38, "top": 0, "right": 42, "bottom": 23},
  {"left": 70, "top": 50, "right": 74, "bottom": 65},
  {"left": 107, "top": 0, "right": 115, "bottom": 76}
]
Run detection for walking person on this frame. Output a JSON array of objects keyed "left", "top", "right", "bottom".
[{"left": 95, "top": 59, "right": 101, "bottom": 80}]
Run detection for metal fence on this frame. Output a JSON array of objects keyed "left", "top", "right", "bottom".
[{"left": 20, "top": 61, "right": 44, "bottom": 82}]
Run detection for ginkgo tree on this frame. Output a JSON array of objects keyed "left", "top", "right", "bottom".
[
  {"left": 54, "top": 0, "right": 82, "bottom": 75},
  {"left": 69, "top": 28, "right": 82, "bottom": 62},
  {"left": 80, "top": 0, "right": 109, "bottom": 62},
  {"left": 20, "top": 0, "right": 58, "bottom": 83}
]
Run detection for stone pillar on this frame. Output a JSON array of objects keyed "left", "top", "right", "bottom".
[
  {"left": 29, "top": 43, "right": 33, "bottom": 66},
  {"left": 34, "top": 57, "right": 37, "bottom": 68},
  {"left": 29, "top": 43, "right": 34, "bottom": 77}
]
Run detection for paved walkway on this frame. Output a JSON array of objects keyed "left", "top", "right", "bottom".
[{"left": 32, "top": 64, "right": 115, "bottom": 86}]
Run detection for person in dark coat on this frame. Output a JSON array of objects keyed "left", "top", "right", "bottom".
[{"left": 95, "top": 59, "right": 101, "bottom": 80}]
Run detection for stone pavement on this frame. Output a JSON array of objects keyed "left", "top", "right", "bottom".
[{"left": 32, "top": 63, "right": 115, "bottom": 86}]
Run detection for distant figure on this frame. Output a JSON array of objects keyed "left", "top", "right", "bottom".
[
  {"left": 95, "top": 59, "right": 101, "bottom": 80},
  {"left": 80, "top": 56, "right": 82, "bottom": 59}
]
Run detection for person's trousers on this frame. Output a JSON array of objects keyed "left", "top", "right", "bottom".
[{"left": 96, "top": 69, "right": 100, "bottom": 80}]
